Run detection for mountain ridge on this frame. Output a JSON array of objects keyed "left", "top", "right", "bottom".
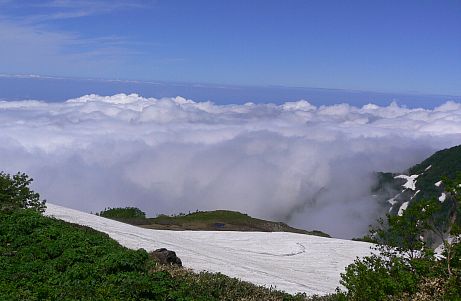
[{"left": 98, "top": 207, "right": 331, "bottom": 237}]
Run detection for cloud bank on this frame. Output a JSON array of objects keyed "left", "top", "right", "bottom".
[{"left": 1, "top": 94, "right": 461, "bottom": 237}]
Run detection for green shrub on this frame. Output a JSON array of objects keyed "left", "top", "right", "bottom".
[
  {"left": 0, "top": 171, "right": 45, "bottom": 213},
  {"left": 0, "top": 192, "right": 314, "bottom": 300},
  {"left": 98, "top": 206, "right": 146, "bottom": 219},
  {"left": 339, "top": 176, "right": 461, "bottom": 300}
]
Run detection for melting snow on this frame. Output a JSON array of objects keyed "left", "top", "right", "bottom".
[
  {"left": 398, "top": 201, "right": 409, "bottom": 216},
  {"left": 435, "top": 243, "right": 445, "bottom": 259},
  {"left": 395, "top": 174, "right": 419, "bottom": 190},
  {"left": 411, "top": 190, "right": 420, "bottom": 200},
  {"left": 435, "top": 180, "right": 442, "bottom": 187},
  {"left": 387, "top": 197, "right": 397, "bottom": 206},
  {"left": 439, "top": 193, "right": 446, "bottom": 203},
  {"left": 435, "top": 236, "right": 459, "bottom": 259},
  {"left": 425, "top": 165, "right": 432, "bottom": 171},
  {"left": 44, "top": 203, "right": 373, "bottom": 296},
  {"left": 387, "top": 195, "right": 399, "bottom": 213}
]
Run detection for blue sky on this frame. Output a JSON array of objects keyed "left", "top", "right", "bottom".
[{"left": 0, "top": 0, "right": 460, "bottom": 95}]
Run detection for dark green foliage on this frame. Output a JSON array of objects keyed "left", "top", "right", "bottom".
[
  {"left": 339, "top": 176, "right": 461, "bottom": 300},
  {"left": 0, "top": 171, "right": 45, "bottom": 213},
  {"left": 407, "top": 145, "right": 461, "bottom": 203},
  {"left": 339, "top": 201, "right": 438, "bottom": 300},
  {"left": 0, "top": 203, "right": 312, "bottom": 300},
  {"left": 374, "top": 199, "right": 440, "bottom": 257},
  {"left": 0, "top": 209, "right": 178, "bottom": 300},
  {"left": 409, "top": 145, "right": 461, "bottom": 187},
  {"left": 98, "top": 206, "right": 146, "bottom": 219},
  {"left": 0, "top": 209, "right": 313, "bottom": 300},
  {"left": 97, "top": 206, "right": 149, "bottom": 225},
  {"left": 340, "top": 255, "right": 418, "bottom": 301},
  {"left": 158, "top": 268, "right": 308, "bottom": 301}
]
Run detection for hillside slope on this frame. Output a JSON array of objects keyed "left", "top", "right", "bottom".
[
  {"left": 102, "top": 208, "right": 330, "bottom": 237},
  {"left": 1, "top": 208, "right": 312, "bottom": 301},
  {"left": 45, "top": 203, "right": 372, "bottom": 296}
]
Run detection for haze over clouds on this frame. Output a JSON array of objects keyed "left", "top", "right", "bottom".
[{"left": 1, "top": 94, "right": 461, "bottom": 237}]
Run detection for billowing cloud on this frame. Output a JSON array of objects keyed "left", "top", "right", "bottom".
[{"left": 1, "top": 94, "right": 461, "bottom": 237}]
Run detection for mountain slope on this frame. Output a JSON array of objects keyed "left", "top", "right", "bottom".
[
  {"left": 45, "top": 203, "right": 373, "bottom": 296},
  {"left": 372, "top": 145, "right": 461, "bottom": 244},
  {"left": 408, "top": 144, "right": 461, "bottom": 201}
]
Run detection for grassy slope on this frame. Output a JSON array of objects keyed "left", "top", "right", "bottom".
[
  {"left": 1, "top": 208, "right": 338, "bottom": 301},
  {"left": 107, "top": 209, "right": 330, "bottom": 237}
]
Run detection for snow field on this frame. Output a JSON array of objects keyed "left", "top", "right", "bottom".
[{"left": 45, "top": 203, "right": 373, "bottom": 295}]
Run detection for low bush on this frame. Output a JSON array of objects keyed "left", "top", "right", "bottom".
[{"left": 338, "top": 176, "right": 461, "bottom": 300}]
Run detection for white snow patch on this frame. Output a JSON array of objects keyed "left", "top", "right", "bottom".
[
  {"left": 395, "top": 174, "right": 419, "bottom": 190},
  {"left": 435, "top": 236, "right": 460, "bottom": 259},
  {"left": 439, "top": 193, "right": 446, "bottom": 203},
  {"left": 44, "top": 203, "right": 373, "bottom": 296},
  {"left": 425, "top": 165, "right": 432, "bottom": 171},
  {"left": 387, "top": 195, "right": 399, "bottom": 213},
  {"left": 435, "top": 180, "right": 442, "bottom": 187},
  {"left": 411, "top": 190, "right": 420, "bottom": 200},
  {"left": 387, "top": 197, "right": 397, "bottom": 206},
  {"left": 398, "top": 201, "right": 409, "bottom": 216},
  {"left": 435, "top": 243, "right": 445, "bottom": 259}
]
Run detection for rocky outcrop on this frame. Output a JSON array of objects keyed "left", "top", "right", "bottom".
[{"left": 149, "top": 248, "right": 182, "bottom": 266}]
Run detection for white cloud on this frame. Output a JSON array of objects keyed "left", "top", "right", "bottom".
[{"left": 1, "top": 93, "right": 461, "bottom": 238}]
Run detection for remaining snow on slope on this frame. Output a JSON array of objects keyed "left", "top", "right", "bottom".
[
  {"left": 387, "top": 193, "right": 400, "bottom": 213},
  {"left": 398, "top": 201, "right": 409, "bottom": 216},
  {"left": 439, "top": 193, "right": 446, "bottom": 203},
  {"left": 425, "top": 165, "right": 432, "bottom": 171},
  {"left": 395, "top": 174, "right": 419, "bottom": 190},
  {"left": 45, "top": 203, "right": 373, "bottom": 296},
  {"left": 387, "top": 196, "right": 397, "bottom": 206},
  {"left": 435, "top": 180, "right": 443, "bottom": 187}
]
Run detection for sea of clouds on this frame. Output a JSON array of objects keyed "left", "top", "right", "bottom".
[{"left": 1, "top": 93, "right": 461, "bottom": 237}]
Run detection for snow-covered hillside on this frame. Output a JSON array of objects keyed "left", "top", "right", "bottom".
[{"left": 45, "top": 203, "right": 373, "bottom": 296}]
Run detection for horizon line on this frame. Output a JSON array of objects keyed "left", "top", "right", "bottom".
[{"left": 1, "top": 72, "right": 460, "bottom": 99}]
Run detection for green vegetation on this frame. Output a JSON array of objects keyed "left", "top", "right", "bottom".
[
  {"left": 409, "top": 145, "right": 461, "bottom": 202},
  {"left": 98, "top": 206, "right": 146, "bottom": 219},
  {"left": 1, "top": 209, "right": 322, "bottom": 300},
  {"left": 106, "top": 208, "right": 330, "bottom": 237},
  {"left": 0, "top": 171, "right": 45, "bottom": 213},
  {"left": 97, "top": 206, "right": 149, "bottom": 225},
  {"left": 337, "top": 175, "right": 461, "bottom": 300}
]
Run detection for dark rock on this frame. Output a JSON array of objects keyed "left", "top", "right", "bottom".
[
  {"left": 213, "top": 223, "right": 225, "bottom": 229},
  {"left": 149, "top": 248, "right": 182, "bottom": 266}
]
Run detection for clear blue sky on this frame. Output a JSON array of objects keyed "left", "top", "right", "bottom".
[{"left": 0, "top": 0, "right": 460, "bottom": 95}]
